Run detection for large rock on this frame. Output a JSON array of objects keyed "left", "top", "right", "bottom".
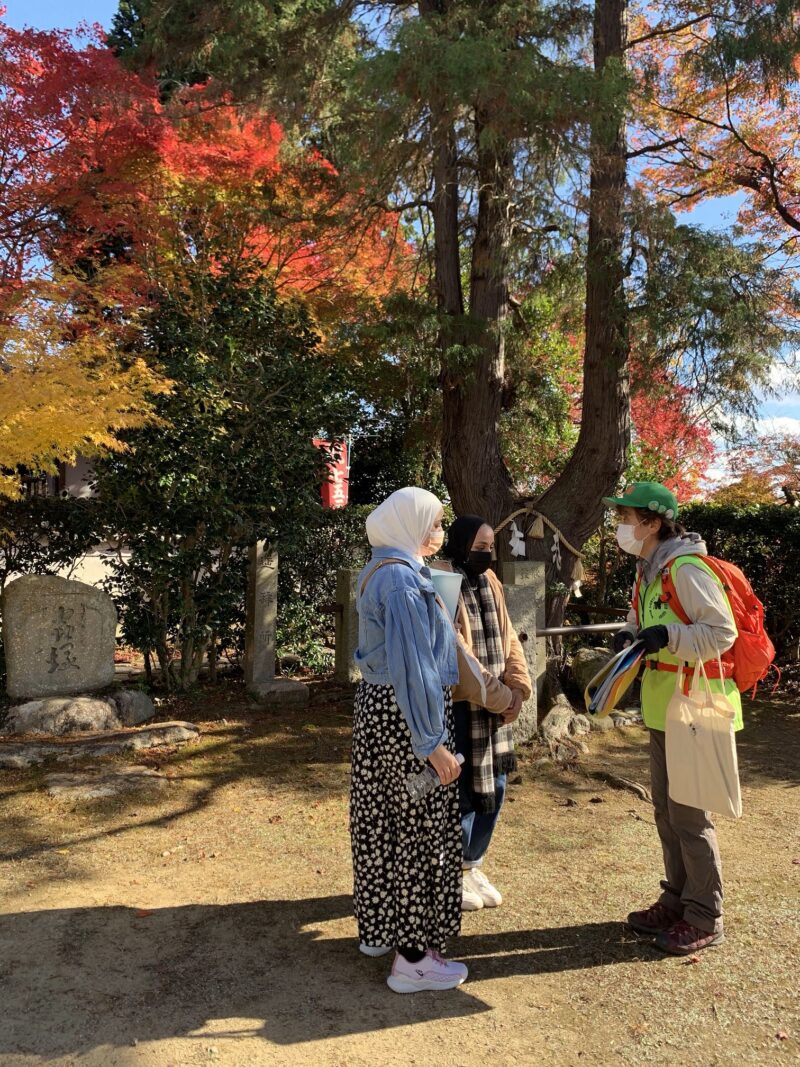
[
  {"left": 3, "top": 576, "right": 117, "bottom": 700},
  {"left": 570, "top": 647, "right": 612, "bottom": 694},
  {"left": 2, "top": 689, "right": 155, "bottom": 736},
  {"left": 1, "top": 696, "right": 122, "bottom": 736},
  {"left": 112, "top": 689, "right": 156, "bottom": 726}
]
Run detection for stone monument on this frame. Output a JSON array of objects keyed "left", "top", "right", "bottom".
[
  {"left": 334, "top": 568, "right": 361, "bottom": 685},
  {"left": 244, "top": 544, "right": 309, "bottom": 705},
  {"left": 500, "top": 559, "right": 547, "bottom": 742},
  {"left": 3, "top": 575, "right": 117, "bottom": 701}
]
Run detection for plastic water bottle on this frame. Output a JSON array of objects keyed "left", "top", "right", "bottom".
[{"left": 406, "top": 753, "right": 465, "bottom": 801}]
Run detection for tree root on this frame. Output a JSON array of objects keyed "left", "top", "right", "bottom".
[{"left": 588, "top": 770, "right": 652, "bottom": 803}]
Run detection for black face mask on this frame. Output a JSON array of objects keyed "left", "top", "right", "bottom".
[{"left": 463, "top": 550, "right": 493, "bottom": 578}]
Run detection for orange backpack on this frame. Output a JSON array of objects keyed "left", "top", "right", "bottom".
[{"left": 635, "top": 557, "right": 777, "bottom": 696}]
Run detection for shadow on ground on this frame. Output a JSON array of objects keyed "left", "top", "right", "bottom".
[
  {"left": 0, "top": 895, "right": 660, "bottom": 1058},
  {"left": 735, "top": 696, "right": 800, "bottom": 787}
]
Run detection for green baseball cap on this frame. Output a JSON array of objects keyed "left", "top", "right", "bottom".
[{"left": 602, "top": 481, "right": 679, "bottom": 519}]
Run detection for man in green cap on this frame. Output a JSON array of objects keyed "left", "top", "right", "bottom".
[{"left": 603, "top": 481, "right": 741, "bottom": 955}]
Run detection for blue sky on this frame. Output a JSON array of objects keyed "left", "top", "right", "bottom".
[
  {"left": 4, "top": 0, "right": 117, "bottom": 30},
  {"left": 8, "top": 0, "right": 800, "bottom": 454}
]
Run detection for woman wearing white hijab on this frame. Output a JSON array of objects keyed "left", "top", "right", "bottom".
[{"left": 351, "top": 487, "right": 467, "bottom": 994}]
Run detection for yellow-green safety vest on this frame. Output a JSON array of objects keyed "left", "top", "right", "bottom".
[{"left": 638, "top": 556, "right": 743, "bottom": 733}]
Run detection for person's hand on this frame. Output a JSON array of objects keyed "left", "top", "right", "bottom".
[
  {"left": 637, "top": 624, "right": 669, "bottom": 654},
  {"left": 428, "top": 745, "right": 461, "bottom": 785},
  {"left": 612, "top": 630, "right": 634, "bottom": 653},
  {"left": 501, "top": 689, "right": 524, "bottom": 724}
]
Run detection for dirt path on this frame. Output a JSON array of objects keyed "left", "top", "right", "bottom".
[{"left": 0, "top": 682, "right": 798, "bottom": 1067}]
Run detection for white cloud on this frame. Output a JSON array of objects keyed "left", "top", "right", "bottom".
[
  {"left": 766, "top": 361, "right": 799, "bottom": 391},
  {"left": 756, "top": 416, "right": 800, "bottom": 437}
]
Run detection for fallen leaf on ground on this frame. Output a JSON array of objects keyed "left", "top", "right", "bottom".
[
  {"left": 684, "top": 954, "right": 701, "bottom": 965},
  {"left": 134, "top": 909, "right": 154, "bottom": 918}
]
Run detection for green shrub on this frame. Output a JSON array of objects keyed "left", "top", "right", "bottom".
[{"left": 276, "top": 505, "right": 371, "bottom": 672}]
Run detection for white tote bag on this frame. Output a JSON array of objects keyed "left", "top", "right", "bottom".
[{"left": 665, "top": 659, "right": 742, "bottom": 819}]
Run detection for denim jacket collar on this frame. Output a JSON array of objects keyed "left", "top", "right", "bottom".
[{"left": 370, "top": 546, "right": 426, "bottom": 574}]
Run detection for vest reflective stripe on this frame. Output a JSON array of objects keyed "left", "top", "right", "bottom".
[{"left": 639, "top": 556, "right": 743, "bottom": 733}]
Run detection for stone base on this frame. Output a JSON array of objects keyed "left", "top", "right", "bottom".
[
  {"left": 0, "top": 721, "right": 199, "bottom": 769},
  {"left": 249, "top": 679, "right": 310, "bottom": 706}
]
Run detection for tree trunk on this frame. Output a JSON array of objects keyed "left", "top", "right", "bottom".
[
  {"left": 526, "top": 0, "right": 630, "bottom": 626},
  {"left": 422, "top": 0, "right": 630, "bottom": 738},
  {"left": 440, "top": 110, "right": 516, "bottom": 522},
  {"left": 537, "top": 0, "right": 630, "bottom": 750}
]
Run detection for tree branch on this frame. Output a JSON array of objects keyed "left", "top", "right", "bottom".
[
  {"left": 626, "top": 137, "right": 685, "bottom": 160},
  {"left": 626, "top": 13, "right": 712, "bottom": 50}
]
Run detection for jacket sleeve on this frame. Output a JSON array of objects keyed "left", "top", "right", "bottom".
[
  {"left": 450, "top": 598, "right": 512, "bottom": 713},
  {"left": 489, "top": 573, "right": 532, "bottom": 700},
  {"left": 502, "top": 631, "right": 532, "bottom": 701},
  {"left": 384, "top": 587, "right": 448, "bottom": 759},
  {"left": 667, "top": 564, "right": 737, "bottom": 663}
]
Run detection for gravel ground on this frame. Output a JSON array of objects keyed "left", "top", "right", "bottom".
[{"left": 0, "top": 681, "right": 797, "bottom": 1067}]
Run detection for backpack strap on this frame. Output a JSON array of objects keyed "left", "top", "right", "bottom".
[
  {"left": 359, "top": 557, "right": 416, "bottom": 598},
  {"left": 659, "top": 562, "right": 691, "bottom": 625}
]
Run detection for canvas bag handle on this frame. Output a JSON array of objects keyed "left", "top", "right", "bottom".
[{"left": 674, "top": 639, "right": 728, "bottom": 707}]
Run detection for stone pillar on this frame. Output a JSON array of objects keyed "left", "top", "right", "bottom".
[
  {"left": 334, "top": 568, "right": 361, "bottom": 685},
  {"left": 245, "top": 544, "right": 308, "bottom": 705},
  {"left": 500, "top": 560, "right": 547, "bottom": 741}
]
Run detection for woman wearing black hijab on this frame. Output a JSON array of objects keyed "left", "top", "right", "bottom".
[{"left": 443, "top": 515, "right": 532, "bottom": 911}]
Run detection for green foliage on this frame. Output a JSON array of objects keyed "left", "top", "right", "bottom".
[
  {"left": 95, "top": 262, "right": 357, "bottom": 690},
  {"left": 629, "top": 200, "right": 798, "bottom": 424},
  {"left": 0, "top": 496, "right": 99, "bottom": 594},
  {"left": 276, "top": 504, "right": 371, "bottom": 672}
]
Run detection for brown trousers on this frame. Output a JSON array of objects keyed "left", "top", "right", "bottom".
[{"left": 649, "top": 729, "right": 724, "bottom": 934}]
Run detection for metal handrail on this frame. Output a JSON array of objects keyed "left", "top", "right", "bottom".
[{"left": 521, "top": 622, "right": 624, "bottom": 639}]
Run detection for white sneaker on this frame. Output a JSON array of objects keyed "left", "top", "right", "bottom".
[
  {"left": 386, "top": 951, "right": 468, "bottom": 994},
  {"left": 464, "top": 867, "right": 502, "bottom": 908},
  {"left": 461, "top": 871, "right": 485, "bottom": 912},
  {"left": 359, "top": 943, "right": 392, "bottom": 957}
]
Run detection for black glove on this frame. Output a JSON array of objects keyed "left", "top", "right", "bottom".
[
  {"left": 637, "top": 625, "right": 669, "bottom": 654},
  {"left": 612, "top": 630, "right": 634, "bottom": 653}
]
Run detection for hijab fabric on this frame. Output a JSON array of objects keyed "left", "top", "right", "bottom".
[
  {"left": 443, "top": 515, "right": 487, "bottom": 567},
  {"left": 366, "top": 487, "right": 444, "bottom": 564}
]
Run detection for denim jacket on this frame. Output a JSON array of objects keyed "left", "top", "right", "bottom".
[{"left": 354, "top": 547, "right": 458, "bottom": 759}]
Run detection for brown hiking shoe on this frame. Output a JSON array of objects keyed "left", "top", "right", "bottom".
[
  {"left": 627, "top": 901, "right": 681, "bottom": 935},
  {"left": 655, "top": 919, "right": 724, "bottom": 956}
]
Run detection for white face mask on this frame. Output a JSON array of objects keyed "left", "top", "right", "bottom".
[
  {"left": 422, "top": 528, "right": 445, "bottom": 556},
  {"left": 616, "top": 522, "right": 646, "bottom": 556}
]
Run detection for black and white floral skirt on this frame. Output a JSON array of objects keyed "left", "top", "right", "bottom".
[{"left": 349, "top": 682, "right": 462, "bottom": 953}]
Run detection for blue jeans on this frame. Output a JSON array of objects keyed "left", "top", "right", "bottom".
[{"left": 454, "top": 701, "right": 507, "bottom": 868}]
